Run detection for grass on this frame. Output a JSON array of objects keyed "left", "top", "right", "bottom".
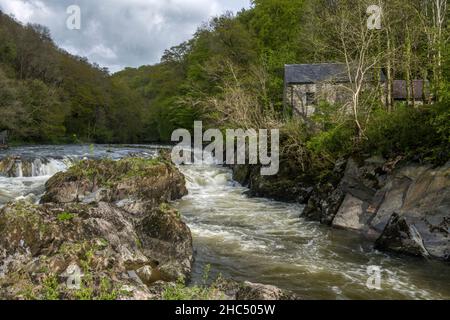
[
  {"left": 57, "top": 212, "right": 76, "bottom": 222},
  {"left": 42, "top": 275, "right": 60, "bottom": 300},
  {"left": 162, "top": 265, "right": 225, "bottom": 300}
]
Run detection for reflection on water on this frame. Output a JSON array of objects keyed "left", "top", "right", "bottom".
[{"left": 1, "top": 145, "right": 449, "bottom": 300}]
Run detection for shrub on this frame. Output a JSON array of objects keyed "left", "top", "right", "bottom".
[
  {"left": 364, "top": 104, "right": 449, "bottom": 164},
  {"left": 306, "top": 120, "right": 357, "bottom": 164}
]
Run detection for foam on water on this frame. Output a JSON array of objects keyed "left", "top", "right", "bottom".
[
  {"left": 0, "top": 145, "right": 449, "bottom": 299},
  {"left": 175, "top": 159, "right": 450, "bottom": 300}
]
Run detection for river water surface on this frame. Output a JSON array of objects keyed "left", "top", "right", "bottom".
[{"left": 1, "top": 145, "right": 449, "bottom": 300}]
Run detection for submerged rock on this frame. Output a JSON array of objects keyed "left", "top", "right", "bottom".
[{"left": 0, "top": 157, "right": 193, "bottom": 300}]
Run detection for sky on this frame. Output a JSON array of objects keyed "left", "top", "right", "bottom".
[{"left": 0, "top": 0, "right": 251, "bottom": 73}]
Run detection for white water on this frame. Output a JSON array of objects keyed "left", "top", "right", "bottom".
[
  {"left": 1, "top": 145, "right": 449, "bottom": 300},
  {"left": 0, "top": 144, "right": 161, "bottom": 207},
  {"left": 175, "top": 162, "right": 450, "bottom": 300}
]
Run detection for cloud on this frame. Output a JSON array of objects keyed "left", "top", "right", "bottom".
[{"left": 0, "top": 0, "right": 250, "bottom": 73}]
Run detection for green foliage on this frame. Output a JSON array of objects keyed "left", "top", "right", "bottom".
[
  {"left": 162, "top": 265, "right": 223, "bottom": 300},
  {"left": 307, "top": 121, "right": 357, "bottom": 163},
  {"left": 364, "top": 104, "right": 449, "bottom": 164},
  {"left": 42, "top": 275, "right": 60, "bottom": 300},
  {"left": 0, "top": 12, "right": 147, "bottom": 144},
  {"left": 0, "top": 0, "right": 448, "bottom": 166},
  {"left": 98, "top": 278, "right": 119, "bottom": 301},
  {"left": 57, "top": 212, "right": 76, "bottom": 222}
]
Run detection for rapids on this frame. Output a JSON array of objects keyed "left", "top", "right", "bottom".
[{"left": 1, "top": 145, "right": 449, "bottom": 300}]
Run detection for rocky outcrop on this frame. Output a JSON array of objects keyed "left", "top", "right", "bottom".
[
  {"left": 0, "top": 157, "right": 193, "bottom": 300},
  {"left": 205, "top": 279, "right": 299, "bottom": 300},
  {"left": 374, "top": 213, "right": 430, "bottom": 257},
  {"left": 303, "top": 157, "right": 449, "bottom": 261},
  {"left": 233, "top": 281, "right": 299, "bottom": 300},
  {"left": 41, "top": 157, "right": 187, "bottom": 205},
  {"left": 232, "top": 164, "right": 314, "bottom": 203}
]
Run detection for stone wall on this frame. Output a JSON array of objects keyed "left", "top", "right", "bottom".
[{"left": 286, "top": 83, "right": 352, "bottom": 117}]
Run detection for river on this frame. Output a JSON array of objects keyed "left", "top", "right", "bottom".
[{"left": 0, "top": 145, "right": 449, "bottom": 300}]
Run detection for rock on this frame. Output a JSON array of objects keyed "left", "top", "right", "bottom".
[
  {"left": 303, "top": 182, "right": 345, "bottom": 224},
  {"left": 41, "top": 157, "right": 188, "bottom": 206},
  {"left": 371, "top": 163, "right": 449, "bottom": 260},
  {"left": 137, "top": 204, "right": 193, "bottom": 281},
  {"left": 375, "top": 213, "right": 430, "bottom": 257},
  {"left": 0, "top": 200, "right": 192, "bottom": 299},
  {"left": 0, "top": 157, "right": 194, "bottom": 300},
  {"left": 135, "top": 266, "right": 158, "bottom": 286},
  {"left": 302, "top": 158, "right": 356, "bottom": 225},
  {"left": 332, "top": 193, "right": 372, "bottom": 231},
  {"left": 232, "top": 163, "right": 315, "bottom": 203},
  {"left": 370, "top": 176, "right": 412, "bottom": 232},
  {"left": 214, "top": 279, "right": 299, "bottom": 300},
  {"left": 232, "top": 165, "right": 251, "bottom": 187},
  {"left": 303, "top": 155, "right": 449, "bottom": 261},
  {"left": 236, "top": 282, "right": 299, "bottom": 300}
]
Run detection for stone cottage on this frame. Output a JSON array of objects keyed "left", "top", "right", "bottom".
[
  {"left": 284, "top": 63, "right": 388, "bottom": 117},
  {"left": 284, "top": 63, "right": 353, "bottom": 117},
  {"left": 284, "top": 63, "right": 430, "bottom": 117}
]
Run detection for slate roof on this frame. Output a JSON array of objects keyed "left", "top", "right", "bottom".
[
  {"left": 285, "top": 63, "right": 386, "bottom": 84},
  {"left": 393, "top": 80, "right": 428, "bottom": 100},
  {"left": 285, "top": 63, "right": 350, "bottom": 84}
]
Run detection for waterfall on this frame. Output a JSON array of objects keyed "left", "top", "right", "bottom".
[
  {"left": 31, "top": 158, "right": 68, "bottom": 177},
  {"left": 0, "top": 157, "right": 70, "bottom": 178},
  {"left": 15, "top": 161, "right": 23, "bottom": 178}
]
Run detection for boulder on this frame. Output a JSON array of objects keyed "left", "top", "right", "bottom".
[
  {"left": 303, "top": 155, "right": 449, "bottom": 261},
  {"left": 0, "top": 200, "right": 193, "bottom": 300},
  {"left": 302, "top": 182, "right": 345, "bottom": 224},
  {"left": 332, "top": 193, "right": 372, "bottom": 231},
  {"left": 232, "top": 163, "right": 315, "bottom": 203},
  {"left": 375, "top": 213, "right": 430, "bottom": 257},
  {"left": 41, "top": 157, "right": 188, "bottom": 206},
  {"left": 0, "top": 157, "right": 194, "bottom": 300},
  {"left": 371, "top": 163, "right": 449, "bottom": 260},
  {"left": 214, "top": 280, "right": 299, "bottom": 300},
  {"left": 236, "top": 282, "right": 299, "bottom": 300}
]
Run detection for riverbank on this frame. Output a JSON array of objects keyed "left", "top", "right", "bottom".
[
  {"left": 232, "top": 155, "right": 450, "bottom": 262},
  {"left": 1, "top": 145, "right": 449, "bottom": 299},
  {"left": 0, "top": 147, "right": 300, "bottom": 300}
]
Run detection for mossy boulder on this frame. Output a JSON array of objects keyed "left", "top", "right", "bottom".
[
  {"left": 41, "top": 157, "right": 188, "bottom": 206},
  {"left": 0, "top": 157, "right": 193, "bottom": 300},
  {"left": 0, "top": 200, "right": 192, "bottom": 300}
]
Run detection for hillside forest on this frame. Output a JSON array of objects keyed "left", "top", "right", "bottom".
[{"left": 0, "top": 0, "right": 448, "bottom": 173}]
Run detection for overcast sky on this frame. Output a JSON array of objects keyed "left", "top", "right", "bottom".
[{"left": 0, "top": 0, "right": 251, "bottom": 72}]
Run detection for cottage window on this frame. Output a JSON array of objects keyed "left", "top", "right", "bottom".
[{"left": 306, "top": 92, "right": 315, "bottom": 106}]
